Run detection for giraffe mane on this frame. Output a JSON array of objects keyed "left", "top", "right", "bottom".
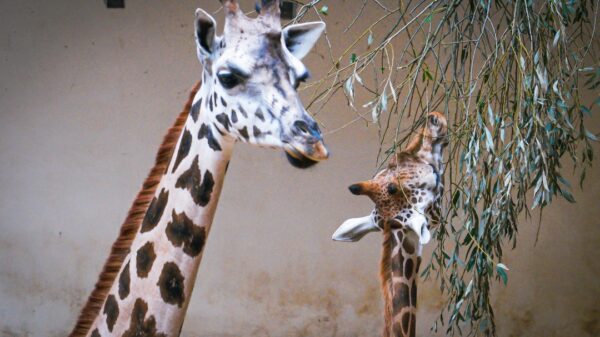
[
  {"left": 380, "top": 220, "right": 394, "bottom": 337},
  {"left": 68, "top": 82, "right": 201, "bottom": 337}
]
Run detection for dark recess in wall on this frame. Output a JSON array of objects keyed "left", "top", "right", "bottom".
[{"left": 105, "top": 0, "right": 125, "bottom": 9}]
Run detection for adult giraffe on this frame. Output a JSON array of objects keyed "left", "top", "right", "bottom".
[
  {"left": 332, "top": 112, "right": 448, "bottom": 337},
  {"left": 69, "top": 1, "right": 328, "bottom": 336}
]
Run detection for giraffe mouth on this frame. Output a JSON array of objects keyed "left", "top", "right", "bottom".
[{"left": 283, "top": 141, "right": 329, "bottom": 169}]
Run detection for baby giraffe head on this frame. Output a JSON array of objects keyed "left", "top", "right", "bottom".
[
  {"left": 195, "top": 0, "right": 328, "bottom": 168},
  {"left": 332, "top": 112, "right": 449, "bottom": 243}
]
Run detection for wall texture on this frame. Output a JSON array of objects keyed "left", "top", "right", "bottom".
[{"left": 0, "top": 1, "right": 598, "bottom": 337}]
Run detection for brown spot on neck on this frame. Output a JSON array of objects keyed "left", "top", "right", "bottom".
[
  {"left": 118, "top": 260, "right": 131, "bottom": 300},
  {"left": 136, "top": 241, "right": 157, "bottom": 278},
  {"left": 140, "top": 188, "right": 169, "bottom": 233},
  {"left": 171, "top": 128, "right": 193, "bottom": 173},
  {"left": 165, "top": 210, "right": 207, "bottom": 257},
  {"left": 157, "top": 262, "right": 186, "bottom": 307},
  {"left": 122, "top": 298, "right": 167, "bottom": 337},
  {"left": 103, "top": 294, "right": 119, "bottom": 332},
  {"left": 175, "top": 155, "right": 215, "bottom": 207}
]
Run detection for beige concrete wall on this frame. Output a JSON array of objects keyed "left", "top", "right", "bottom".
[{"left": 0, "top": 1, "right": 598, "bottom": 336}]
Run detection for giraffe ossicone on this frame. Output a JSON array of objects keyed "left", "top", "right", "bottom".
[
  {"left": 70, "top": 1, "right": 328, "bottom": 337},
  {"left": 332, "top": 112, "right": 448, "bottom": 337}
]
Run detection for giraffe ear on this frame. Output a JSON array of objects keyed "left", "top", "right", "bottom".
[
  {"left": 195, "top": 8, "right": 217, "bottom": 60},
  {"left": 332, "top": 214, "right": 380, "bottom": 242},
  {"left": 283, "top": 22, "right": 325, "bottom": 59}
]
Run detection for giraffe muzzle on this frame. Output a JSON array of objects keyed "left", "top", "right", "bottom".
[
  {"left": 283, "top": 140, "right": 329, "bottom": 168},
  {"left": 282, "top": 118, "right": 328, "bottom": 168},
  {"left": 348, "top": 181, "right": 374, "bottom": 195},
  {"left": 347, "top": 181, "right": 381, "bottom": 202}
]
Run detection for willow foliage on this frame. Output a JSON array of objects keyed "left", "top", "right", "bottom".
[{"left": 293, "top": 0, "right": 599, "bottom": 335}]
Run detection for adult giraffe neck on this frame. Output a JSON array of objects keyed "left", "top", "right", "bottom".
[{"left": 73, "top": 83, "right": 236, "bottom": 337}]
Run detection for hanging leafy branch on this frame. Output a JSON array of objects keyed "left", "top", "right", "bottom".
[{"left": 292, "top": 0, "right": 599, "bottom": 335}]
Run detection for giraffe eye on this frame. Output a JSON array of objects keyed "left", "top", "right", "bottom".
[
  {"left": 387, "top": 183, "right": 399, "bottom": 195},
  {"left": 429, "top": 115, "right": 439, "bottom": 126},
  {"left": 217, "top": 71, "right": 241, "bottom": 89}
]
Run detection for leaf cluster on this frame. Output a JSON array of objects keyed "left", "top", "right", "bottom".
[{"left": 293, "top": 0, "right": 599, "bottom": 335}]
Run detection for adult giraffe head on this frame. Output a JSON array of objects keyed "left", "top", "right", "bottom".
[{"left": 194, "top": 0, "right": 328, "bottom": 168}]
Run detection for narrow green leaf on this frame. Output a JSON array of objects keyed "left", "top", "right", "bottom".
[
  {"left": 584, "top": 129, "right": 598, "bottom": 141},
  {"left": 380, "top": 88, "right": 388, "bottom": 112},
  {"left": 497, "top": 263, "right": 509, "bottom": 271},
  {"left": 487, "top": 105, "right": 494, "bottom": 126},
  {"left": 343, "top": 77, "right": 354, "bottom": 105},
  {"left": 496, "top": 264, "right": 508, "bottom": 285},
  {"left": 464, "top": 280, "right": 473, "bottom": 296},
  {"left": 560, "top": 189, "right": 576, "bottom": 203},
  {"left": 557, "top": 175, "right": 571, "bottom": 189},
  {"left": 484, "top": 127, "right": 494, "bottom": 151},
  {"left": 371, "top": 104, "right": 379, "bottom": 123},
  {"left": 354, "top": 73, "right": 364, "bottom": 85},
  {"left": 553, "top": 30, "right": 561, "bottom": 47}
]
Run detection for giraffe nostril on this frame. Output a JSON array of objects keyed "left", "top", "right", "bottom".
[
  {"left": 293, "top": 119, "right": 322, "bottom": 140},
  {"left": 348, "top": 184, "right": 362, "bottom": 195},
  {"left": 293, "top": 120, "right": 310, "bottom": 135}
]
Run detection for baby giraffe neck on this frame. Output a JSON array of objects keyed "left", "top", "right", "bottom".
[
  {"left": 79, "top": 84, "right": 235, "bottom": 337},
  {"left": 381, "top": 223, "right": 421, "bottom": 337}
]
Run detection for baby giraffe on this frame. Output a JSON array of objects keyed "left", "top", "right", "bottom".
[{"left": 332, "top": 112, "right": 448, "bottom": 337}]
